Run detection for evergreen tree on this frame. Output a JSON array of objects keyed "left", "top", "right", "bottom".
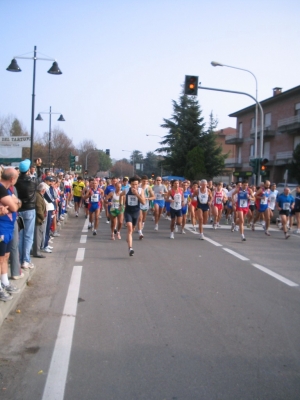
[
  {"left": 158, "top": 91, "right": 205, "bottom": 177},
  {"left": 158, "top": 87, "right": 226, "bottom": 180},
  {"left": 201, "top": 112, "right": 227, "bottom": 179},
  {"left": 289, "top": 143, "right": 300, "bottom": 183}
]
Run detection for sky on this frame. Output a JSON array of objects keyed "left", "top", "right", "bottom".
[{"left": 1, "top": 0, "right": 300, "bottom": 161}]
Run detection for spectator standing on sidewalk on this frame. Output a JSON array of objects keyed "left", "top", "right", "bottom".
[
  {"left": 32, "top": 183, "right": 47, "bottom": 258},
  {"left": 0, "top": 167, "right": 21, "bottom": 302},
  {"left": 15, "top": 159, "right": 37, "bottom": 270}
]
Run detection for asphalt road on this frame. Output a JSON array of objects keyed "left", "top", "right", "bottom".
[{"left": 1, "top": 210, "right": 300, "bottom": 400}]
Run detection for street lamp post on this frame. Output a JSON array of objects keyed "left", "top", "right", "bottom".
[
  {"left": 6, "top": 46, "right": 62, "bottom": 163},
  {"left": 211, "top": 61, "right": 263, "bottom": 183},
  {"left": 36, "top": 107, "right": 65, "bottom": 169},
  {"left": 122, "top": 150, "right": 134, "bottom": 175}
]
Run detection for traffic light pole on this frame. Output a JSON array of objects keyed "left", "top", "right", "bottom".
[{"left": 197, "top": 85, "right": 264, "bottom": 185}]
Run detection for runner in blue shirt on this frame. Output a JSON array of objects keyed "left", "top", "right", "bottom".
[{"left": 276, "top": 187, "right": 295, "bottom": 239}]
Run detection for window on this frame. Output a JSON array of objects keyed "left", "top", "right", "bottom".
[
  {"left": 251, "top": 117, "right": 256, "bottom": 130},
  {"left": 250, "top": 145, "right": 253, "bottom": 157},
  {"left": 295, "top": 103, "right": 300, "bottom": 116},
  {"left": 263, "top": 142, "right": 270, "bottom": 159},
  {"left": 264, "top": 113, "right": 271, "bottom": 128},
  {"left": 294, "top": 136, "right": 300, "bottom": 149},
  {"left": 238, "top": 122, "right": 243, "bottom": 137},
  {"left": 238, "top": 147, "right": 242, "bottom": 163}
]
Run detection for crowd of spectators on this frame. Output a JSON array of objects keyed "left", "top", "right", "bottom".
[{"left": 0, "top": 158, "right": 71, "bottom": 302}]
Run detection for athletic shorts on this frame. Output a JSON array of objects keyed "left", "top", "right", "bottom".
[
  {"left": 170, "top": 208, "right": 182, "bottom": 219},
  {"left": 236, "top": 207, "right": 249, "bottom": 215},
  {"left": 84, "top": 201, "right": 89, "bottom": 208},
  {"left": 197, "top": 203, "right": 209, "bottom": 212},
  {"left": 0, "top": 239, "right": 12, "bottom": 256},
  {"left": 154, "top": 199, "right": 165, "bottom": 208},
  {"left": 73, "top": 196, "right": 82, "bottom": 203},
  {"left": 279, "top": 210, "right": 290, "bottom": 216},
  {"left": 89, "top": 203, "right": 100, "bottom": 213},
  {"left": 124, "top": 211, "right": 140, "bottom": 227},
  {"left": 291, "top": 208, "right": 300, "bottom": 216},
  {"left": 64, "top": 188, "right": 71, "bottom": 193},
  {"left": 182, "top": 206, "right": 188, "bottom": 215},
  {"left": 249, "top": 205, "right": 256, "bottom": 212},
  {"left": 214, "top": 203, "right": 223, "bottom": 211},
  {"left": 165, "top": 202, "right": 170, "bottom": 212}
]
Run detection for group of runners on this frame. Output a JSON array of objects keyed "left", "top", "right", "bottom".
[{"left": 66, "top": 174, "right": 300, "bottom": 256}]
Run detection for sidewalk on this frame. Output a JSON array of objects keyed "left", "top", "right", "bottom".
[{"left": 0, "top": 211, "right": 69, "bottom": 327}]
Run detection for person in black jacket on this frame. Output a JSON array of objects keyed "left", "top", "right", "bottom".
[{"left": 15, "top": 159, "right": 37, "bottom": 270}]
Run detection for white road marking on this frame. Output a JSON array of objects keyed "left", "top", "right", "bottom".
[
  {"left": 75, "top": 248, "right": 85, "bottom": 262},
  {"left": 203, "top": 237, "right": 223, "bottom": 247},
  {"left": 223, "top": 248, "right": 249, "bottom": 261},
  {"left": 252, "top": 264, "right": 299, "bottom": 287},
  {"left": 42, "top": 265, "right": 83, "bottom": 400},
  {"left": 82, "top": 218, "right": 89, "bottom": 232},
  {"left": 80, "top": 235, "right": 87, "bottom": 244}
]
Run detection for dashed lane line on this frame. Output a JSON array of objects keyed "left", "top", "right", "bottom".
[{"left": 75, "top": 248, "right": 85, "bottom": 262}]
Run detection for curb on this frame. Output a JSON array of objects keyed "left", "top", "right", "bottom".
[{"left": 0, "top": 211, "right": 69, "bottom": 328}]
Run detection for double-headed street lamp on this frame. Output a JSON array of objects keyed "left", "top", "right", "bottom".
[
  {"left": 122, "top": 150, "right": 134, "bottom": 175},
  {"left": 35, "top": 107, "right": 65, "bottom": 169},
  {"left": 6, "top": 46, "right": 62, "bottom": 163}
]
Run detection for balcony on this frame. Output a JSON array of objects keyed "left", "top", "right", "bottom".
[
  {"left": 225, "top": 134, "right": 244, "bottom": 144},
  {"left": 225, "top": 157, "right": 242, "bottom": 168},
  {"left": 278, "top": 115, "right": 300, "bottom": 134},
  {"left": 250, "top": 126, "right": 276, "bottom": 138},
  {"left": 274, "top": 150, "right": 293, "bottom": 165}
]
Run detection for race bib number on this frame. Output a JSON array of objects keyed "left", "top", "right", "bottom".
[
  {"left": 128, "top": 195, "right": 138, "bottom": 206},
  {"left": 172, "top": 194, "right": 182, "bottom": 210},
  {"left": 91, "top": 194, "right": 99, "bottom": 203},
  {"left": 199, "top": 194, "right": 208, "bottom": 204},
  {"left": 216, "top": 197, "right": 222, "bottom": 204},
  {"left": 239, "top": 199, "right": 247, "bottom": 208},
  {"left": 283, "top": 202, "right": 290, "bottom": 210},
  {"left": 261, "top": 197, "right": 268, "bottom": 205},
  {"left": 156, "top": 193, "right": 163, "bottom": 200}
]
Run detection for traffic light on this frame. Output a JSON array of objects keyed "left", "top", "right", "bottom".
[
  {"left": 184, "top": 75, "right": 199, "bottom": 96},
  {"left": 249, "top": 158, "right": 259, "bottom": 175},
  {"left": 105, "top": 149, "right": 110, "bottom": 156},
  {"left": 69, "top": 153, "right": 75, "bottom": 170},
  {"left": 260, "top": 158, "right": 269, "bottom": 176}
]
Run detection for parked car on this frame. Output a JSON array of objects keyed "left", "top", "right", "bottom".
[{"left": 271, "top": 183, "right": 298, "bottom": 223}]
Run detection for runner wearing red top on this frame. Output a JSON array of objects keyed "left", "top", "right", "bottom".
[
  {"left": 212, "top": 182, "right": 227, "bottom": 229},
  {"left": 189, "top": 181, "right": 199, "bottom": 231},
  {"left": 231, "top": 180, "right": 255, "bottom": 241}
]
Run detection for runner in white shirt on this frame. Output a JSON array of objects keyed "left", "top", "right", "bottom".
[{"left": 138, "top": 175, "right": 155, "bottom": 240}]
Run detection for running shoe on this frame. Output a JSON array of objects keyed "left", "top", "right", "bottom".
[
  {"left": 199, "top": 233, "right": 204, "bottom": 240},
  {"left": 117, "top": 232, "right": 121, "bottom": 240},
  {"left": 265, "top": 231, "right": 271, "bottom": 236},
  {"left": 129, "top": 248, "right": 134, "bottom": 256},
  {"left": 241, "top": 235, "right": 246, "bottom": 241},
  {"left": 1, "top": 283, "right": 20, "bottom": 294},
  {"left": 285, "top": 233, "right": 290, "bottom": 239},
  {"left": 181, "top": 228, "right": 186, "bottom": 234},
  {"left": 114, "top": 228, "right": 117, "bottom": 234},
  {"left": 0, "top": 290, "right": 13, "bottom": 302},
  {"left": 170, "top": 232, "right": 174, "bottom": 239},
  {"left": 93, "top": 230, "right": 97, "bottom": 236},
  {"left": 154, "top": 224, "right": 158, "bottom": 231},
  {"left": 88, "top": 223, "right": 92, "bottom": 229},
  {"left": 175, "top": 225, "right": 178, "bottom": 233},
  {"left": 231, "top": 222, "right": 235, "bottom": 232},
  {"left": 139, "top": 232, "right": 144, "bottom": 240}
]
